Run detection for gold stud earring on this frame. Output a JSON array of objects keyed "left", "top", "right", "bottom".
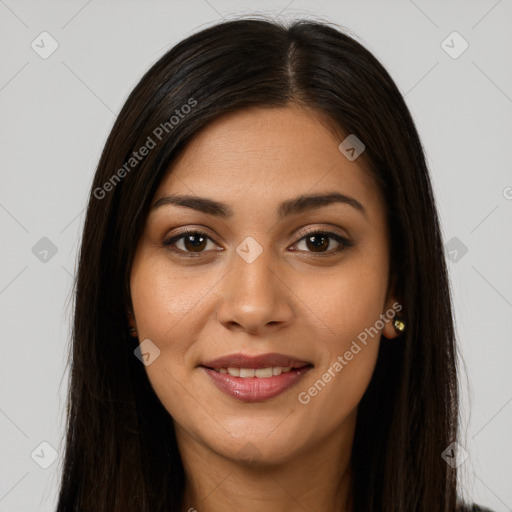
[{"left": 393, "top": 317, "right": 406, "bottom": 335}]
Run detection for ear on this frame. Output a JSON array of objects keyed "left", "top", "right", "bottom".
[
  {"left": 127, "top": 310, "right": 138, "bottom": 337},
  {"left": 382, "top": 296, "right": 402, "bottom": 340}
]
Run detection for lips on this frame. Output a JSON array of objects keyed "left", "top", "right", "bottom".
[{"left": 200, "top": 353, "right": 314, "bottom": 402}]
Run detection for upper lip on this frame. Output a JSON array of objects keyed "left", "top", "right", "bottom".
[{"left": 201, "top": 353, "right": 313, "bottom": 370}]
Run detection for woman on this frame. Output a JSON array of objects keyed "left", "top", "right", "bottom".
[{"left": 56, "top": 17, "right": 493, "bottom": 512}]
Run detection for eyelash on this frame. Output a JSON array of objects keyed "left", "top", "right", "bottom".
[{"left": 162, "top": 227, "right": 354, "bottom": 258}]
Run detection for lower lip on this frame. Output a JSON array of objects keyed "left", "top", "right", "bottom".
[{"left": 201, "top": 366, "right": 313, "bottom": 402}]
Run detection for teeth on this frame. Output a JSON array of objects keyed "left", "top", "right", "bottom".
[
  {"left": 255, "top": 367, "right": 273, "bottom": 378},
  {"left": 216, "top": 366, "right": 295, "bottom": 378}
]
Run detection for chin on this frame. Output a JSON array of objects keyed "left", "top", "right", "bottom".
[{"left": 210, "top": 433, "right": 303, "bottom": 467}]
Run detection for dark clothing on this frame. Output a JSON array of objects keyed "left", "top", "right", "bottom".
[{"left": 459, "top": 502, "right": 495, "bottom": 512}]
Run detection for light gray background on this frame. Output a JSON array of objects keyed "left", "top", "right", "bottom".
[{"left": 1, "top": 1, "right": 511, "bottom": 511}]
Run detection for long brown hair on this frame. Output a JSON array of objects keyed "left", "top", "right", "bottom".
[{"left": 57, "top": 16, "right": 464, "bottom": 511}]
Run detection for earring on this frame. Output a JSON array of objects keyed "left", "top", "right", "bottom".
[
  {"left": 129, "top": 327, "right": 136, "bottom": 334},
  {"left": 393, "top": 317, "right": 406, "bottom": 335}
]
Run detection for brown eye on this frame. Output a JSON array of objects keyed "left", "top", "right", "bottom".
[
  {"left": 181, "top": 233, "right": 208, "bottom": 252},
  {"left": 163, "top": 230, "right": 217, "bottom": 256},
  {"left": 304, "top": 233, "right": 330, "bottom": 252},
  {"left": 293, "top": 230, "right": 353, "bottom": 254}
]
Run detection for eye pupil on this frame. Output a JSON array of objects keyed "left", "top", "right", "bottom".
[
  {"left": 306, "top": 234, "right": 329, "bottom": 252},
  {"left": 184, "top": 234, "right": 207, "bottom": 252}
]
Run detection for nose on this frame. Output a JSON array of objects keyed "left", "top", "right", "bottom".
[{"left": 216, "top": 243, "right": 294, "bottom": 335}]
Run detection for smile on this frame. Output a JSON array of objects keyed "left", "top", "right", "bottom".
[
  {"left": 212, "top": 366, "right": 293, "bottom": 377},
  {"left": 200, "top": 352, "right": 314, "bottom": 402}
]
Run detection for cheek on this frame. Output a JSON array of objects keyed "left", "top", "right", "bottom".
[
  {"left": 129, "top": 257, "right": 211, "bottom": 399},
  {"left": 130, "top": 254, "right": 215, "bottom": 346},
  {"left": 292, "top": 255, "right": 388, "bottom": 346},
  {"left": 294, "top": 317, "right": 382, "bottom": 443},
  {"left": 291, "top": 262, "right": 386, "bottom": 417},
  {"left": 130, "top": 258, "right": 209, "bottom": 423}
]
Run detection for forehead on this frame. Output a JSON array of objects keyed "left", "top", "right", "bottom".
[{"left": 155, "top": 105, "right": 385, "bottom": 220}]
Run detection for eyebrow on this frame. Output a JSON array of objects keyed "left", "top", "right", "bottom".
[{"left": 151, "top": 192, "right": 367, "bottom": 220}]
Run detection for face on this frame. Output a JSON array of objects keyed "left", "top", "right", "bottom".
[{"left": 129, "top": 105, "right": 399, "bottom": 466}]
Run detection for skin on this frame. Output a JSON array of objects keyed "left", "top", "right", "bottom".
[{"left": 129, "top": 104, "right": 401, "bottom": 512}]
